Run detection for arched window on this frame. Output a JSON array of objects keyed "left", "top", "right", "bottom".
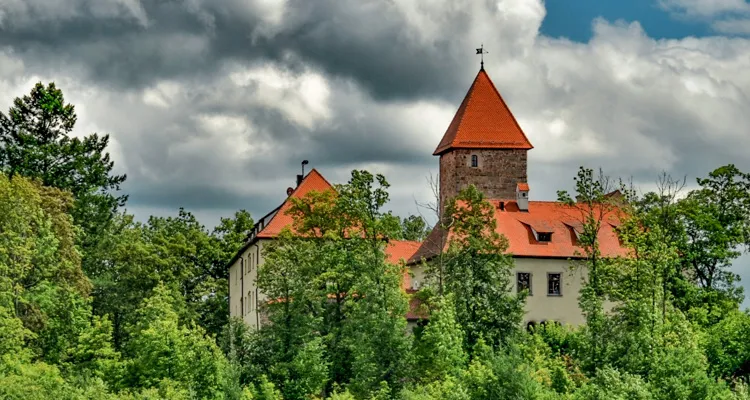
[{"left": 471, "top": 155, "right": 478, "bottom": 168}]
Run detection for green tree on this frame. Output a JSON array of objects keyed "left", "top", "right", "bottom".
[
  {"left": 0, "top": 173, "right": 93, "bottom": 363},
  {"left": 399, "top": 215, "right": 431, "bottom": 242},
  {"left": 557, "top": 167, "right": 630, "bottom": 367},
  {"left": 411, "top": 294, "right": 466, "bottom": 383},
  {"left": 677, "top": 165, "right": 750, "bottom": 304},
  {"left": 0, "top": 83, "right": 127, "bottom": 260},
  {"left": 123, "top": 284, "right": 229, "bottom": 399},
  {"left": 439, "top": 184, "right": 524, "bottom": 350},
  {"left": 257, "top": 170, "right": 410, "bottom": 398},
  {"left": 88, "top": 209, "right": 252, "bottom": 348}
]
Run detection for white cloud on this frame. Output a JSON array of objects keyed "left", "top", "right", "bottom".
[
  {"left": 659, "top": 0, "right": 750, "bottom": 18},
  {"left": 228, "top": 63, "right": 331, "bottom": 129},
  {"left": 712, "top": 17, "right": 750, "bottom": 34},
  {"left": 3, "top": 0, "right": 750, "bottom": 299}
]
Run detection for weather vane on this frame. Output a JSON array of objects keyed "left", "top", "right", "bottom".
[{"left": 476, "top": 44, "right": 488, "bottom": 70}]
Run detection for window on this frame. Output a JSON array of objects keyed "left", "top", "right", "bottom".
[
  {"left": 537, "top": 232, "right": 552, "bottom": 242},
  {"left": 517, "top": 272, "right": 532, "bottom": 295},
  {"left": 547, "top": 273, "right": 561, "bottom": 296},
  {"left": 251, "top": 291, "right": 253, "bottom": 314},
  {"left": 471, "top": 155, "right": 478, "bottom": 168}
]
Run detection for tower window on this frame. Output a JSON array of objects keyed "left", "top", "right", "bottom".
[{"left": 471, "top": 155, "right": 478, "bottom": 168}]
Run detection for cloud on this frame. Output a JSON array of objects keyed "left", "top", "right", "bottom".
[
  {"left": 712, "top": 17, "right": 750, "bottom": 34},
  {"left": 658, "top": 0, "right": 750, "bottom": 36},
  {"left": 658, "top": 0, "right": 750, "bottom": 18},
  {"left": 1, "top": 0, "right": 750, "bottom": 225}
]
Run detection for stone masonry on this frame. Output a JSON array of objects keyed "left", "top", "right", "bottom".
[{"left": 439, "top": 148, "right": 528, "bottom": 216}]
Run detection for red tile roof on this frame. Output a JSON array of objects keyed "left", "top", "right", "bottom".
[
  {"left": 385, "top": 240, "right": 422, "bottom": 292},
  {"left": 257, "top": 169, "right": 335, "bottom": 238},
  {"left": 386, "top": 240, "right": 422, "bottom": 265},
  {"left": 410, "top": 200, "right": 628, "bottom": 262},
  {"left": 433, "top": 69, "right": 533, "bottom": 155},
  {"left": 517, "top": 182, "right": 530, "bottom": 191}
]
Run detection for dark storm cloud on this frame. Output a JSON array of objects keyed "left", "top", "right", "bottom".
[{"left": 0, "top": 0, "right": 491, "bottom": 101}]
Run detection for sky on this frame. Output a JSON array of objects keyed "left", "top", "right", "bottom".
[{"left": 0, "top": 0, "right": 748, "bottom": 307}]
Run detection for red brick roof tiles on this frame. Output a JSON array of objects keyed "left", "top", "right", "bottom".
[
  {"left": 517, "top": 182, "right": 530, "bottom": 191},
  {"left": 410, "top": 200, "right": 628, "bottom": 262},
  {"left": 257, "top": 169, "right": 334, "bottom": 238},
  {"left": 433, "top": 69, "right": 533, "bottom": 155}
]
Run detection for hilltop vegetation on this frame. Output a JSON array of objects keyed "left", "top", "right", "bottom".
[{"left": 1, "top": 83, "right": 750, "bottom": 399}]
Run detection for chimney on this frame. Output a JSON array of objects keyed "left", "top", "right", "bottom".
[
  {"left": 297, "top": 159, "right": 309, "bottom": 187},
  {"left": 498, "top": 201, "right": 505, "bottom": 211},
  {"left": 516, "top": 183, "right": 529, "bottom": 211}
]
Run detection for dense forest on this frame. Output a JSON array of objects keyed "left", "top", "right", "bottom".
[{"left": 1, "top": 82, "right": 750, "bottom": 399}]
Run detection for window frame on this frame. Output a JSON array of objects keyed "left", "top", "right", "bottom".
[
  {"left": 471, "top": 154, "right": 478, "bottom": 168},
  {"left": 516, "top": 272, "right": 532, "bottom": 295},
  {"left": 537, "top": 232, "right": 552, "bottom": 242},
  {"left": 547, "top": 272, "right": 562, "bottom": 296}
]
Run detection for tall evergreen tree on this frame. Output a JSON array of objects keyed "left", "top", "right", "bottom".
[{"left": 0, "top": 82, "right": 127, "bottom": 271}]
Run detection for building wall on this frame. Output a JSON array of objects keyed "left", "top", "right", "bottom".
[
  {"left": 228, "top": 240, "right": 268, "bottom": 330},
  {"left": 512, "top": 258, "right": 587, "bottom": 326},
  {"left": 407, "top": 257, "right": 590, "bottom": 327},
  {"left": 439, "top": 148, "right": 528, "bottom": 214}
]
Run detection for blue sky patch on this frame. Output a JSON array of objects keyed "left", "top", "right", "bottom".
[{"left": 540, "top": 0, "right": 716, "bottom": 42}]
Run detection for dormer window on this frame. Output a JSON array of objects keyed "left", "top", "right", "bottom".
[
  {"left": 471, "top": 155, "right": 478, "bottom": 168},
  {"left": 537, "top": 232, "right": 552, "bottom": 242}
]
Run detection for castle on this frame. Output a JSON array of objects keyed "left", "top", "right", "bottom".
[{"left": 228, "top": 66, "right": 627, "bottom": 329}]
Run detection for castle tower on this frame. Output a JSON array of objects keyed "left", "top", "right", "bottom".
[{"left": 435, "top": 67, "right": 533, "bottom": 216}]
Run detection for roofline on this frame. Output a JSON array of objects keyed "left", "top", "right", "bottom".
[
  {"left": 480, "top": 69, "right": 534, "bottom": 151},
  {"left": 434, "top": 145, "right": 533, "bottom": 156},
  {"left": 433, "top": 68, "right": 535, "bottom": 155},
  {"left": 407, "top": 252, "right": 622, "bottom": 265},
  {"left": 226, "top": 168, "right": 338, "bottom": 270}
]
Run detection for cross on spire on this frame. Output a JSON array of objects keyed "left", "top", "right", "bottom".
[{"left": 476, "top": 44, "right": 488, "bottom": 70}]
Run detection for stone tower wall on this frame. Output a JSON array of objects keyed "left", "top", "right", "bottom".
[{"left": 439, "top": 148, "right": 528, "bottom": 216}]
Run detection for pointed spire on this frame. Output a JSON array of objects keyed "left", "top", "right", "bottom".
[{"left": 433, "top": 68, "right": 533, "bottom": 155}]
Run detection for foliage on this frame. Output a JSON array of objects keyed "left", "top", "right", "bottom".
[
  {"left": 439, "top": 184, "right": 524, "bottom": 350},
  {"left": 88, "top": 208, "right": 253, "bottom": 348},
  {"left": 398, "top": 215, "right": 431, "bottom": 242},
  {"left": 411, "top": 294, "right": 466, "bottom": 382},
  {"left": 2, "top": 141, "right": 750, "bottom": 400},
  {"left": 123, "top": 283, "right": 230, "bottom": 399},
  {"left": 0, "top": 82, "right": 127, "bottom": 264},
  {"left": 257, "top": 170, "right": 409, "bottom": 398}
]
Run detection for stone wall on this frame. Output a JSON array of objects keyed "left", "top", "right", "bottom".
[{"left": 439, "top": 148, "right": 527, "bottom": 215}]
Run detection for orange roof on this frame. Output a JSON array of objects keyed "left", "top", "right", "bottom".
[
  {"left": 385, "top": 240, "right": 422, "bottom": 292},
  {"left": 410, "top": 200, "right": 628, "bottom": 262},
  {"left": 433, "top": 69, "right": 533, "bottom": 155},
  {"left": 256, "top": 169, "right": 334, "bottom": 238},
  {"left": 517, "top": 182, "right": 530, "bottom": 191},
  {"left": 386, "top": 240, "right": 422, "bottom": 265}
]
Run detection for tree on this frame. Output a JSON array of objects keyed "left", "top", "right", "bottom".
[
  {"left": 257, "top": 170, "right": 410, "bottom": 398},
  {"left": 399, "top": 215, "right": 431, "bottom": 241},
  {"left": 0, "top": 83, "right": 127, "bottom": 260},
  {"left": 87, "top": 209, "right": 253, "bottom": 348},
  {"left": 439, "top": 184, "right": 524, "bottom": 350},
  {"left": 557, "top": 167, "right": 631, "bottom": 366},
  {"left": 635, "top": 165, "right": 750, "bottom": 323},
  {"left": 412, "top": 294, "right": 466, "bottom": 382},
  {"left": 0, "top": 173, "right": 93, "bottom": 363},
  {"left": 123, "top": 284, "right": 229, "bottom": 398},
  {"left": 678, "top": 165, "right": 750, "bottom": 300}
]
